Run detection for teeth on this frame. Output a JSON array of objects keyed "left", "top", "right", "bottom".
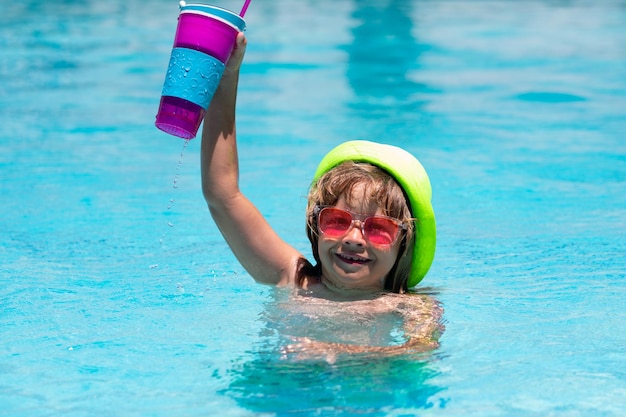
[{"left": 340, "top": 253, "right": 366, "bottom": 261}]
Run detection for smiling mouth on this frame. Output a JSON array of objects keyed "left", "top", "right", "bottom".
[{"left": 335, "top": 253, "right": 370, "bottom": 265}]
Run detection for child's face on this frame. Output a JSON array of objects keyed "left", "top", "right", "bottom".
[{"left": 317, "top": 186, "right": 402, "bottom": 292}]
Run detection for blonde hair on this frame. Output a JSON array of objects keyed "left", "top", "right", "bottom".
[{"left": 304, "top": 161, "right": 415, "bottom": 293}]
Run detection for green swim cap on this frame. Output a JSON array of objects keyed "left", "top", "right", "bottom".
[{"left": 312, "top": 140, "right": 436, "bottom": 287}]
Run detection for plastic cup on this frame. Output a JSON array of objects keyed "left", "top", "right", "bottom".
[{"left": 155, "top": 2, "right": 246, "bottom": 139}]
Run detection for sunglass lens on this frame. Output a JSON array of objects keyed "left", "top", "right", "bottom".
[
  {"left": 363, "top": 217, "right": 399, "bottom": 245},
  {"left": 319, "top": 208, "right": 352, "bottom": 237}
]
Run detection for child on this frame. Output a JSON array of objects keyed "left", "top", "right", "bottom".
[{"left": 201, "top": 33, "right": 441, "bottom": 358}]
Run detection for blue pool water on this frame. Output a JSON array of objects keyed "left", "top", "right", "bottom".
[{"left": 2, "top": 0, "right": 626, "bottom": 415}]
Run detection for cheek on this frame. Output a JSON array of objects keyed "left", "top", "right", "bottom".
[
  {"left": 377, "top": 245, "right": 401, "bottom": 268},
  {"left": 316, "top": 239, "right": 336, "bottom": 271},
  {"left": 317, "top": 236, "right": 334, "bottom": 254}
]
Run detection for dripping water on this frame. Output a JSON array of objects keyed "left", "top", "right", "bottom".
[{"left": 159, "top": 139, "right": 190, "bottom": 250}]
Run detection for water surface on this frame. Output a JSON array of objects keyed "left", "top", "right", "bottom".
[{"left": 1, "top": 0, "right": 626, "bottom": 415}]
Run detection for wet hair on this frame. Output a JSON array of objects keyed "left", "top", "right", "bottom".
[{"left": 303, "top": 161, "right": 415, "bottom": 293}]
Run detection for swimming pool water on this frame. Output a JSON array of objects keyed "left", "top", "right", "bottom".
[{"left": 2, "top": 0, "right": 626, "bottom": 416}]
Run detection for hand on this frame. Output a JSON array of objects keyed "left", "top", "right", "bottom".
[
  {"left": 281, "top": 337, "right": 340, "bottom": 364},
  {"left": 224, "top": 32, "right": 247, "bottom": 75},
  {"left": 205, "top": 32, "right": 246, "bottom": 111}
]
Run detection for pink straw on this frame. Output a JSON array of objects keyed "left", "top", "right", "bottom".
[{"left": 239, "top": 0, "right": 252, "bottom": 17}]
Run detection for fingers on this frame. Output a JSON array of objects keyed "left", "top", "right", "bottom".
[
  {"left": 225, "top": 32, "right": 247, "bottom": 72},
  {"left": 235, "top": 31, "right": 247, "bottom": 49},
  {"left": 280, "top": 338, "right": 338, "bottom": 364}
]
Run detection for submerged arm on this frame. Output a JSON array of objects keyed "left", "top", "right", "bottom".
[
  {"left": 283, "top": 294, "right": 443, "bottom": 361},
  {"left": 201, "top": 33, "right": 303, "bottom": 286}
]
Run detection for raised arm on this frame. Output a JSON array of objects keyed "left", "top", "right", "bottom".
[{"left": 200, "top": 33, "right": 303, "bottom": 286}]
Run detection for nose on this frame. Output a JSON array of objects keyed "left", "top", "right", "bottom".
[{"left": 343, "top": 220, "right": 366, "bottom": 245}]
